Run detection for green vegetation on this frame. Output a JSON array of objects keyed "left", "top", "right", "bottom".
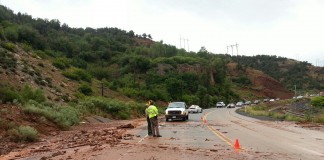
[
  {"left": 78, "top": 83, "right": 93, "bottom": 96},
  {"left": 0, "top": 84, "right": 46, "bottom": 104},
  {"left": 0, "top": 47, "right": 17, "bottom": 69},
  {"left": 243, "top": 105, "right": 302, "bottom": 122},
  {"left": 23, "top": 100, "right": 80, "bottom": 129},
  {"left": 20, "top": 85, "right": 46, "bottom": 103},
  {"left": 1, "top": 4, "right": 324, "bottom": 139},
  {"left": 77, "top": 97, "right": 146, "bottom": 119},
  {"left": 311, "top": 96, "right": 324, "bottom": 109},
  {"left": 0, "top": 118, "right": 17, "bottom": 130},
  {"left": 8, "top": 125, "right": 38, "bottom": 142},
  {"left": 232, "top": 55, "right": 324, "bottom": 91},
  {"left": 0, "top": 5, "right": 240, "bottom": 107}
]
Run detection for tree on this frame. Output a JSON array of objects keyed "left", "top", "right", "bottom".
[
  {"left": 166, "top": 78, "right": 185, "bottom": 100},
  {"left": 128, "top": 30, "right": 134, "bottom": 37},
  {"left": 197, "top": 46, "right": 209, "bottom": 58},
  {"left": 196, "top": 85, "right": 207, "bottom": 107},
  {"left": 142, "top": 33, "right": 147, "bottom": 39}
]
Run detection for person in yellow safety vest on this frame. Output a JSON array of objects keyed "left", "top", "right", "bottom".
[
  {"left": 145, "top": 102, "right": 152, "bottom": 136},
  {"left": 146, "top": 100, "right": 162, "bottom": 137}
]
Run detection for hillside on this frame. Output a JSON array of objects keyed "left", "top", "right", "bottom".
[
  {"left": 232, "top": 55, "right": 324, "bottom": 95},
  {"left": 5, "top": 3, "right": 323, "bottom": 109},
  {"left": 2, "top": 3, "right": 324, "bottom": 156}
]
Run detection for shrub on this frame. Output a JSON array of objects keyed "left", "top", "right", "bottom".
[
  {"left": 21, "top": 43, "right": 33, "bottom": 52},
  {"left": 79, "top": 97, "right": 133, "bottom": 119},
  {"left": 0, "top": 86, "right": 21, "bottom": 103},
  {"left": 63, "top": 68, "right": 92, "bottom": 82},
  {"left": 78, "top": 83, "right": 93, "bottom": 96},
  {"left": 52, "top": 57, "right": 70, "bottom": 69},
  {"left": 315, "top": 113, "right": 324, "bottom": 123},
  {"left": 4, "top": 26, "right": 18, "bottom": 41},
  {"left": 0, "top": 118, "right": 17, "bottom": 130},
  {"left": 232, "top": 76, "right": 252, "bottom": 85},
  {"left": 1, "top": 42, "right": 16, "bottom": 52},
  {"left": 23, "top": 100, "right": 80, "bottom": 129},
  {"left": 34, "top": 50, "right": 48, "bottom": 59},
  {"left": 285, "top": 114, "right": 302, "bottom": 122},
  {"left": 118, "top": 87, "right": 139, "bottom": 98},
  {"left": 20, "top": 85, "right": 46, "bottom": 103},
  {"left": 8, "top": 125, "right": 38, "bottom": 142},
  {"left": 311, "top": 96, "right": 324, "bottom": 109}
]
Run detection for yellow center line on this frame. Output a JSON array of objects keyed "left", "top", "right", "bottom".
[{"left": 203, "top": 110, "right": 242, "bottom": 150}]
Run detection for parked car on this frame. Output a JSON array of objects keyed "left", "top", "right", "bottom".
[
  {"left": 235, "top": 101, "right": 243, "bottom": 107},
  {"left": 226, "top": 103, "right": 235, "bottom": 108},
  {"left": 188, "top": 105, "right": 202, "bottom": 113},
  {"left": 216, "top": 102, "right": 226, "bottom": 108},
  {"left": 244, "top": 101, "right": 251, "bottom": 105},
  {"left": 263, "top": 98, "right": 269, "bottom": 102},
  {"left": 253, "top": 100, "right": 260, "bottom": 104},
  {"left": 269, "top": 99, "right": 275, "bottom": 102},
  {"left": 165, "top": 102, "right": 189, "bottom": 121}
]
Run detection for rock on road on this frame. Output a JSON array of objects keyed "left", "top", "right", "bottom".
[
  {"left": 97, "top": 108, "right": 324, "bottom": 160},
  {"left": 3, "top": 108, "right": 323, "bottom": 160}
]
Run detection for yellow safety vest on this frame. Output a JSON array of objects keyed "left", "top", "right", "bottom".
[{"left": 147, "top": 105, "right": 158, "bottom": 118}]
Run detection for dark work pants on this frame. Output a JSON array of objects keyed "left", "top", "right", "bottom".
[
  {"left": 150, "top": 116, "right": 160, "bottom": 136},
  {"left": 147, "top": 116, "right": 152, "bottom": 135}
]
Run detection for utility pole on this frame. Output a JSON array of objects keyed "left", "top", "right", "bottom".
[
  {"left": 186, "top": 39, "right": 189, "bottom": 51},
  {"left": 235, "top": 43, "right": 239, "bottom": 55},
  {"left": 230, "top": 45, "right": 235, "bottom": 56},
  {"left": 227, "top": 43, "right": 239, "bottom": 56},
  {"left": 180, "top": 35, "right": 182, "bottom": 49},
  {"left": 183, "top": 38, "right": 186, "bottom": 50},
  {"left": 295, "top": 54, "right": 300, "bottom": 61},
  {"left": 98, "top": 79, "right": 107, "bottom": 97}
]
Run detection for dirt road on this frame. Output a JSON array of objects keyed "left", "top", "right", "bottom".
[{"left": 2, "top": 108, "right": 323, "bottom": 160}]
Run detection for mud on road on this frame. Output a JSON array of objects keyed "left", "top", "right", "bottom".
[{"left": 0, "top": 116, "right": 301, "bottom": 160}]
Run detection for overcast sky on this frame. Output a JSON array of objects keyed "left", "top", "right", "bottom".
[{"left": 1, "top": 0, "right": 324, "bottom": 66}]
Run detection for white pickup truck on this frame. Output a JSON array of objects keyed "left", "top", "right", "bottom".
[{"left": 165, "top": 102, "right": 189, "bottom": 121}]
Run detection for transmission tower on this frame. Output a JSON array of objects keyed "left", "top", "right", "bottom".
[{"left": 227, "top": 43, "right": 239, "bottom": 56}]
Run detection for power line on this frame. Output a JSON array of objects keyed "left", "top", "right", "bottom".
[
  {"left": 179, "top": 35, "right": 189, "bottom": 51},
  {"left": 227, "top": 43, "right": 239, "bottom": 56}
]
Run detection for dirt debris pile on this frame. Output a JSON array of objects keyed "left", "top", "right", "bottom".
[{"left": 0, "top": 123, "right": 136, "bottom": 159}]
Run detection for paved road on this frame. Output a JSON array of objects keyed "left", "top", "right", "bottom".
[
  {"left": 205, "top": 108, "right": 324, "bottom": 160},
  {"left": 117, "top": 107, "right": 324, "bottom": 160}
]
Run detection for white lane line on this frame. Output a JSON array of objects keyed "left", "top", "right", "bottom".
[{"left": 293, "top": 145, "right": 324, "bottom": 156}]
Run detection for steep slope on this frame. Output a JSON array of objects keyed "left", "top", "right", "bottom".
[{"left": 227, "top": 62, "right": 293, "bottom": 100}]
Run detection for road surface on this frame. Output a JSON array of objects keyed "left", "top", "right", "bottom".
[
  {"left": 4, "top": 108, "right": 324, "bottom": 160},
  {"left": 108, "top": 107, "right": 324, "bottom": 160}
]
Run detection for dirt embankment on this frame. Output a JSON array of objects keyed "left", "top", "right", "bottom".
[
  {"left": 0, "top": 109, "right": 141, "bottom": 159},
  {"left": 227, "top": 63, "right": 293, "bottom": 99}
]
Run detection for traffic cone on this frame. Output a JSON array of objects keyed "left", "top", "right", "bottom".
[
  {"left": 234, "top": 139, "right": 240, "bottom": 149},
  {"left": 203, "top": 118, "right": 207, "bottom": 124}
]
